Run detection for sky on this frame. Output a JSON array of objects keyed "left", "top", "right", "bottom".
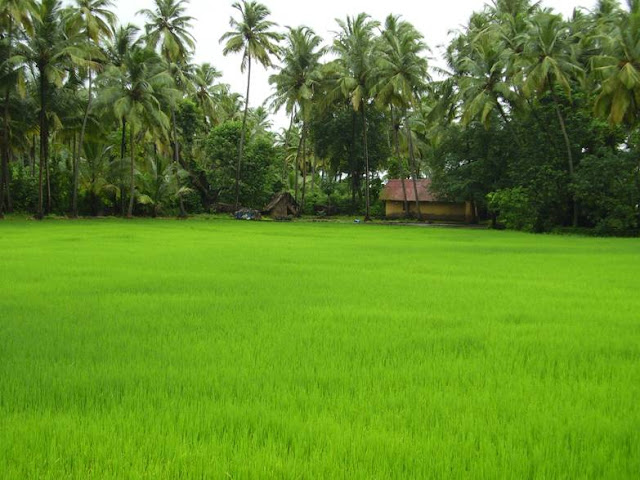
[{"left": 105, "top": 0, "right": 596, "bottom": 128}]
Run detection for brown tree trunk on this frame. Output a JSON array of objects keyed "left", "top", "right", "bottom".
[
  {"left": 362, "top": 104, "right": 371, "bottom": 222},
  {"left": 235, "top": 55, "right": 252, "bottom": 209},
  {"left": 0, "top": 18, "right": 14, "bottom": 219},
  {"left": 45, "top": 142, "right": 51, "bottom": 215},
  {"left": 127, "top": 124, "right": 135, "bottom": 218},
  {"left": 391, "top": 106, "right": 408, "bottom": 216},
  {"left": 552, "top": 94, "right": 577, "bottom": 227},
  {"left": 311, "top": 154, "right": 316, "bottom": 195},
  {"left": 282, "top": 108, "right": 295, "bottom": 187},
  {"left": 31, "top": 135, "right": 36, "bottom": 177},
  {"left": 405, "top": 111, "right": 422, "bottom": 221},
  {"left": 293, "top": 126, "right": 303, "bottom": 207},
  {"left": 120, "top": 118, "right": 126, "bottom": 216},
  {"left": 0, "top": 89, "right": 9, "bottom": 218},
  {"left": 300, "top": 124, "right": 308, "bottom": 214},
  {"left": 37, "top": 73, "right": 48, "bottom": 220},
  {"left": 74, "top": 71, "right": 93, "bottom": 218},
  {"left": 172, "top": 108, "right": 187, "bottom": 218}
]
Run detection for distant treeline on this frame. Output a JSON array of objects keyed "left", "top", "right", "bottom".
[{"left": 0, "top": 0, "right": 638, "bottom": 233}]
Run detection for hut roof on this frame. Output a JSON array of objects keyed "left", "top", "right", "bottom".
[
  {"left": 264, "top": 192, "right": 298, "bottom": 212},
  {"left": 380, "top": 179, "right": 437, "bottom": 202}
]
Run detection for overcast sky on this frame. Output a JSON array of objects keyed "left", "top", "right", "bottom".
[{"left": 106, "top": 0, "right": 595, "bottom": 128}]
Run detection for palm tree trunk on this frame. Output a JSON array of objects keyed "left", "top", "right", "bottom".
[
  {"left": 71, "top": 133, "right": 77, "bottom": 214},
  {"left": 120, "top": 118, "right": 126, "bottom": 216},
  {"left": 311, "top": 154, "right": 316, "bottom": 195},
  {"left": 361, "top": 104, "right": 371, "bottom": 222},
  {"left": 235, "top": 55, "right": 252, "bottom": 209},
  {"left": 0, "top": 89, "right": 9, "bottom": 219},
  {"left": 300, "top": 124, "right": 308, "bottom": 214},
  {"left": 91, "top": 161, "right": 98, "bottom": 217},
  {"left": 128, "top": 124, "right": 135, "bottom": 218},
  {"left": 391, "top": 106, "right": 408, "bottom": 216},
  {"left": 495, "top": 101, "right": 523, "bottom": 150},
  {"left": 293, "top": 125, "right": 304, "bottom": 209},
  {"left": 31, "top": 135, "right": 36, "bottom": 177},
  {"left": 0, "top": 18, "right": 14, "bottom": 219},
  {"left": 172, "top": 108, "right": 187, "bottom": 218},
  {"left": 45, "top": 142, "right": 51, "bottom": 215},
  {"left": 74, "top": 70, "right": 93, "bottom": 218},
  {"left": 282, "top": 108, "right": 295, "bottom": 186},
  {"left": 37, "top": 73, "right": 47, "bottom": 220},
  {"left": 405, "top": 111, "right": 422, "bottom": 221},
  {"left": 350, "top": 111, "right": 357, "bottom": 213},
  {"left": 552, "top": 94, "right": 577, "bottom": 227}
]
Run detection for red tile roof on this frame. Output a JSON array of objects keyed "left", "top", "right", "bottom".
[{"left": 380, "top": 179, "right": 437, "bottom": 202}]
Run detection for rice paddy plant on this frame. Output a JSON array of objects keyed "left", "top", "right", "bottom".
[{"left": 1, "top": 219, "right": 639, "bottom": 478}]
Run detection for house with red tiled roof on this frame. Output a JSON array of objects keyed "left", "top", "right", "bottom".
[{"left": 380, "top": 179, "right": 475, "bottom": 223}]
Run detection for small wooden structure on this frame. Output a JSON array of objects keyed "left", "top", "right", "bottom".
[
  {"left": 263, "top": 192, "right": 299, "bottom": 219},
  {"left": 380, "top": 179, "right": 475, "bottom": 223}
]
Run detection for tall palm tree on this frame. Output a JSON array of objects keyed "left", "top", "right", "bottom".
[
  {"left": 269, "top": 26, "right": 325, "bottom": 211},
  {"left": 138, "top": 0, "right": 195, "bottom": 62},
  {"left": 193, "top": 62, "right": 222, "bottom": 125},
  {"left": 20, "top": 0, "right": 90, "bottom": 219},
  {"left": 519, "top": 12, "right": 583, "bottom": 226},
  {"left": 99, "top": 45, "right": 176, "bottom": 217},
  {"left": 220, "top": 0, "right": 281, "bottom": 209},
  {"left": 453, "top": 32, "right": 516, "bottom": 128},
  {"left": 592, "top": 1, "right": 640, "bottom": 126},
  {"left": 71, "top": 0, "right": 115, "bottom": 218},
  {"left": 330, "top": 13, "right": 379, "bottom": 221},
  {"left": 103, "top": 23, "right": 141, "bottom": 215},
  {"left": 106, "top": 23, "right": 141, "bottom": 68},
  {"left": 139, "top": 0, "right": 195, "bottom": 218},
  {"left": 374, "top": 15, "right": 429, "bottom": 218},
  {"left": 0, "top": 0, "right": 36, "bottom": 217}
]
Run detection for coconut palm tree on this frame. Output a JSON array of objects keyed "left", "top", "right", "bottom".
[
  {"left": 99, "top": 45, "right": 176, "bottom": 217},
  {"left": 453, "top": 32, "right": 516, "bottom": 128},
  {"left": 330, "top": 13, "right": 379, "bottom": 221},
  {"left": 20, "top": 0, "right": 91, "bottom": 219},
  {"left": 269, "top": 26, "right": 325, "bottom": 211},
  {"left": 106, "top": 23, "right": 142, "bottom": 68},
  {"left": 519, "top": 11, "right": 583, "bottom": 226},
  {"left": 71, "top": 0, "right": 115, "bottom": 217},
  {"left": 138, "top": 0, "right": 195, "bottom": 217},
  {"left": 103, "top": 24, "right": 141, "bottom": 215},
  {"left": 592, "top": 1, "right": 640, "bottom": 126},
  {"left": 193, "top": 62, "right": 222, "bottom": 125},
  {"left": 220, "top": 0, "right": 281, "bottom": 209},
  {"left": 0, "top": 0, "right": 36, "bottom": 217},
  {"left": 374, "top": 15, "right": 429, "bottom": 218},
  {"left": 138, "top": 0, "right": 195, "bottom": 62}
]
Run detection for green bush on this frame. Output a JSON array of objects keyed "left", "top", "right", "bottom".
[
  {"left": 487, "top": 187, "right": 537, "bottom": 231},
  {"left": 572, "top": 151, "right": 639, "bottom": 234},
  {"left": 8, "top": 163, "right": 38, "bottom": 212}
]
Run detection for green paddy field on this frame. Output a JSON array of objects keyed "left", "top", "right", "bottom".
[{"left": 1, "top": 218, "right": 639, "bottom": 478}]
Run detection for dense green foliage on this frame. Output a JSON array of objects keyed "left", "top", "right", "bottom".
[
  {"left": 1, "top": 219, "right": 639, "bottom": 477},
  {"left": 0, "top": 0, "right": 639, "bottom": 233},
  {"left": 204, "top": 121, "right": 279, "bottom": 207}
]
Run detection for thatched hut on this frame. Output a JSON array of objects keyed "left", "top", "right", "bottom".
[{"left": 263, "top": 192, "right": 299, "bottom": 219}]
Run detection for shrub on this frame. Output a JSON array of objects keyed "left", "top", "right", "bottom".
[
  {"left": 487, "top": 187, "right": 536, "bottom": 231},
  {"left": 572, "top": 151, "right": 639, "bottom": 234}
]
